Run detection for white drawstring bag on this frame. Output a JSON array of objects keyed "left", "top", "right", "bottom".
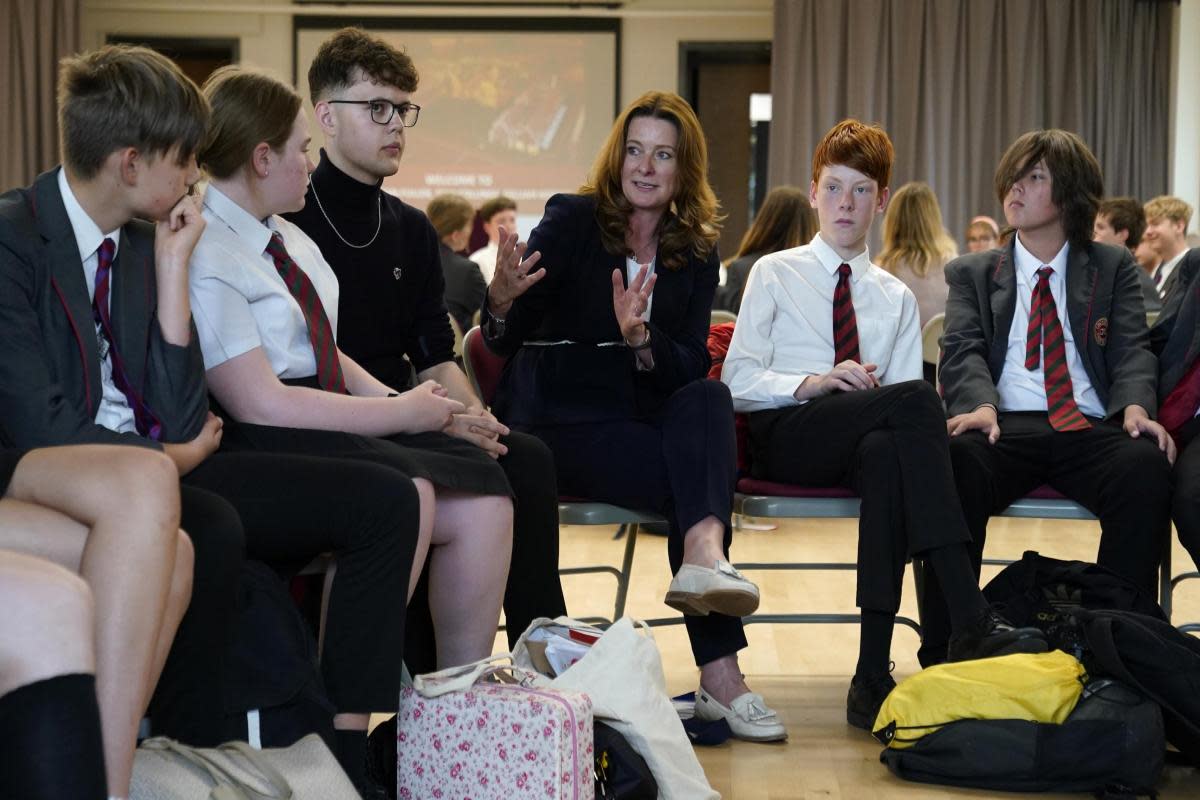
[
  {"left": 131, "top": 734, "right": 358, "bottom": 799},
  {"left": 513, "top": 616, "right": 720, "bottom": 800}
]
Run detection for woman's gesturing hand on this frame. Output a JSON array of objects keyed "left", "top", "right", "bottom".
[
  {"left": 611, "top": 263, "right": 657, "bottom": 344},
  {"left": 486, "top": 226, "right": 545, "bottom": 317}
]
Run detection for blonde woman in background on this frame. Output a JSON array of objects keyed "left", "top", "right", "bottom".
[
  {"left": 879, "top": 182, "right": 958, "bottom": 327},
  {"left": 714, "top": 186, "right": 817, "bottom": 314},
  {"left": 879, "top": 182, "right": 958, "bottom": 383}
]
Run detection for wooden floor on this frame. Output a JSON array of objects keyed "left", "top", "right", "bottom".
[{"left": 508, "top": 516, "right": 1200, "bottom": 799}]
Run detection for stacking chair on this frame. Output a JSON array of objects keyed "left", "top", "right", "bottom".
[
  {"left": 733, "top": 480, "right": 1175, "bottom": 628},
  {"left": 462, "top": 326, "right": 667, "bottom": 623},
  {"left": 920, "top": 312, "right": 944, "bottom": 368}
]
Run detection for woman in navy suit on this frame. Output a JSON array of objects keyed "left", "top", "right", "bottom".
[{"left": 483, "top": 91, "right": 784, "bottom": 742}]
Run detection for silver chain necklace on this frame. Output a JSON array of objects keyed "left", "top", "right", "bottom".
[{"left": 310, "top": 176, "right": 382, "bottom": 249}]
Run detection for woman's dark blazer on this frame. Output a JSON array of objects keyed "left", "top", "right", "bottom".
[{"left": 484, "top": 193, "right": 719, "bottom": 428}]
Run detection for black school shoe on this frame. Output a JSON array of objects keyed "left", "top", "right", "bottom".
[
  {"left": 946, "top": 609, "right": 1048, "bottom": 663},
  {"left": 846, "top": 672, "right": 897, "bottom": 731}
]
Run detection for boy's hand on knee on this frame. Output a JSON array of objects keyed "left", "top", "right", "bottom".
[
  {"left": 947, "top": 405, "right": 1000, "bottom": 443},
  {"left": 1122, "top": 404, "right": 1177, "bottom": 464}
]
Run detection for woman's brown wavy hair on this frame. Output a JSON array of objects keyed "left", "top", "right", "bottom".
[{"left": 579, "top": 91, "right": 722, "bottom": 270}]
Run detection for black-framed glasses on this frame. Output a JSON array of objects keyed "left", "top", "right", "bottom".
[{"left": 328, "top": 99, "right": 420, "bottom": 127}]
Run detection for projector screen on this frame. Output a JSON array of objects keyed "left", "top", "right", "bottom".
[{"left": 295, "top": 19, "right": 620, "bottom": 234}]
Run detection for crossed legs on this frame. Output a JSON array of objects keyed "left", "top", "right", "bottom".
[{"left": 1, "top": 445, "right": 191, "bottom": 797}]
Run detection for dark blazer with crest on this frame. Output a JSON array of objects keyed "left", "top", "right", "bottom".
[
  {"left": 1149, "top": 248, "right": 1200, "bottom": 398},
  {"left": 484, "top": 193, "right": 718, "bottom": 427},
  {"left": 0, "top": 168, "right": 208, "bottom": 448},
  {"left": 939, "top": 238, "right": 1157, "bottom": 419}
]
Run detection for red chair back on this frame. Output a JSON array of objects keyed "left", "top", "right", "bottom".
[{"left": 463, "top": 326, "right": 508, "bottom": 407}]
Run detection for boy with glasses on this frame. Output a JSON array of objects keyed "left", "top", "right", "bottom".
[{"left": 285, "top": 27, "right": 567, "bottom": 672}]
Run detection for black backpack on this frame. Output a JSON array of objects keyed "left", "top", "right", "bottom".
[
  {"left": 594, "top": 721, "right": 657, "bottom": 799},
  {"left": 982, "top": 551, "right": 1167, "bottom": 631},
  {"left": 879, "top": 678, "right": 1164, "bottom": 797},
  {"left": 222, "top": 561, "right": 336, "bottom": 750},
  {"left": 1069, "top": 608, "right": 1200, "bottom": 768}
]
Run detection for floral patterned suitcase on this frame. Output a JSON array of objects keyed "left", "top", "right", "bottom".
[{"left": 397, "top": 657, "right": 594, "bottom": 800}]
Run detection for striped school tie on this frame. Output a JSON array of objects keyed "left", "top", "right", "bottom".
[
  {"left": 833, "top": 263, "right": 861, "bottom": 364},
  {"left": 266, "top": 232, "right": 348, "bottom": 394},
  {"left": 92, "top": 237, "right": 162, "bottom": 439},
  {"left": 1025, "top": 266, "right": 1090, "bottom": 432}
]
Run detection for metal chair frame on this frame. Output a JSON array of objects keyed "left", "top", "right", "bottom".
[{"left": 729, "top": 487, "right": 1176, "bottom": 631}]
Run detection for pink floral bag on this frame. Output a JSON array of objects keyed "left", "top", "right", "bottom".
[{"left": 397, "top": 655, "right": 595, "bottom": 800}]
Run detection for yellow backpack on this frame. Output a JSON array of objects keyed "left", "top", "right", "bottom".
[{"left": 874, "top": 650, "right": 1086, "bottom": 747}]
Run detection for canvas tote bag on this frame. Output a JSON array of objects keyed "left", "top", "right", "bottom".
[
  {"left": 513, "top": 616, "right": 720, "bottom": 800},
  {"left": 131, "top": 733, "right": 358, "bottom": 800}
]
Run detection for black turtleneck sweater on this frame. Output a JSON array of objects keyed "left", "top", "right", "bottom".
[{"left": 285, "top": 151, "right": 454, "bottom": 391}]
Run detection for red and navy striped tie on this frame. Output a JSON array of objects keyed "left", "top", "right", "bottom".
[
  {"left": 266, "top": 232, "right": 348, "bottom": 394},
  {"left": 833, "top": 263, "right": 861, "bottom": 364},
  {"left": 1025, "top": 267, "right": 1090, "bottom": 432},
  {"left": 92, "top": 237, "right": 162, "bottom": 440}
]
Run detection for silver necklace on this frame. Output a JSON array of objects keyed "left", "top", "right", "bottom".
[
  {"left": 310, "top": 177, "right": 382, "bottom": 249},
  {"left": 628, "top": 237, "right": 657, "bottom": 264}
]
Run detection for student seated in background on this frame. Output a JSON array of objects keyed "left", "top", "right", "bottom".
[
  {"left": 426, "top": 193, "right": 487, "bottom": 336},
  {"left": 722, "top": 119, "right": 1047, "bottom": 733},
  {"left": 1143, "top": 195, "right": 1193, "bottom": 300},
  {"left": 714, "top": 185, "right": 816, "bottom": 314},
  {"left": 0, "top": 47, "right": 419, "bottom": 794},
  {"left": 469, "top": 195, "right": 519, "bottom": 284},
  {"left": 964, "top": 215, "right": 1000, "bottom": 253},
  {"left": 1094, "top": 196, "right": 1160, "bottom": 313},
  {"left": 285, "top": 27, "right": 566, "bottom": 659},
  {"left": 1149, "top": 247, "right": 1200, "bottom": 570},
  {"left": 0, "top": 446, "right": 189, "bottom": 800},
  {"left": 878, "top": 181, "right": 958, "bottom": 327},
  {"left": 924, "top": 128, "right": 1174, "bottom": 665}
]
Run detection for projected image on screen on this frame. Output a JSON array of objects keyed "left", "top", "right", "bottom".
[{"left": 296, "top": 23, "right": 618, "bottom": 228}]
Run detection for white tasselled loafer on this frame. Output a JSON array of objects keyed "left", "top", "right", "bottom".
[{"left": 664, "top": 560, "right": 760, "bottom": 617}]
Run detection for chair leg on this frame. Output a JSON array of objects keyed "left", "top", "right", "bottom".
[
  {"left": 613, "top": 522, "right": 640, "bottom": 620},
  {"left": 318, "top": 560, "right": 337, "bottom": 660},
  {"left": 1161, "top": 542, "right": 1173, "bottom": 621}
]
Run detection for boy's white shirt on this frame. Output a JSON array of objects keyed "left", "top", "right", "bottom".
[{"left": 721, "top": 233, "right": 921, "bottom": 412}]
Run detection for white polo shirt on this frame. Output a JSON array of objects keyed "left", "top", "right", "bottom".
[{"left": 189, "top": 184, "right": 342, "bottom": 378}]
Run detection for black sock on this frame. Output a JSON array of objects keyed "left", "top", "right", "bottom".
[
  {"left": 334, "top": 727, "right": 368, "bottom": 792},
  {"left": 0, "top": 673, "right": 107, "bottom": 800},
  {"left": 925, "top": 544, "right": 989, "bottom": 631},
  {"left": 856, "top": 609, "right": 895, "bottom": 678}
]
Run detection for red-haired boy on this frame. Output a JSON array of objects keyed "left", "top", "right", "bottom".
[{"left": 723, "top": 119, "right": 1045, "bottom": 731}]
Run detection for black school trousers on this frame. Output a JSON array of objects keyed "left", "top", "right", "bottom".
[
  {"left": 524, "top": 379, "right": 748, "bottom": 667},
  {"left": 148, "top": 480, "right": 244, "bottom": 746},
  {"left": 918, "top": 411, "right": 1173, "bottom": 664},
  {"left": 748, "top": 380, "right": 972, "bottom": 614},
  {"left": 182, "top": 451, "right": 417, "bottom": 717},
  {"left": 1172, "top": 415, "right": 1200, "bottom": 571}
]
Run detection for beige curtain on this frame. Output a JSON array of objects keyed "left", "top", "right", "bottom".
[
  {"left": 769, "top": 0, "right": 1174, "bottom": 249},
  {"left": 0, "top": 0, "right": 80, "bottom": 192}
]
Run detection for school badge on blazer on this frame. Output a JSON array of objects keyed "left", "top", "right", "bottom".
[
  {"left": 1093, "top": 317, "right": 1108, "bottom": 346},
  {"left": 392, "top": 265, "right": 402, "bottom": 280}
]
